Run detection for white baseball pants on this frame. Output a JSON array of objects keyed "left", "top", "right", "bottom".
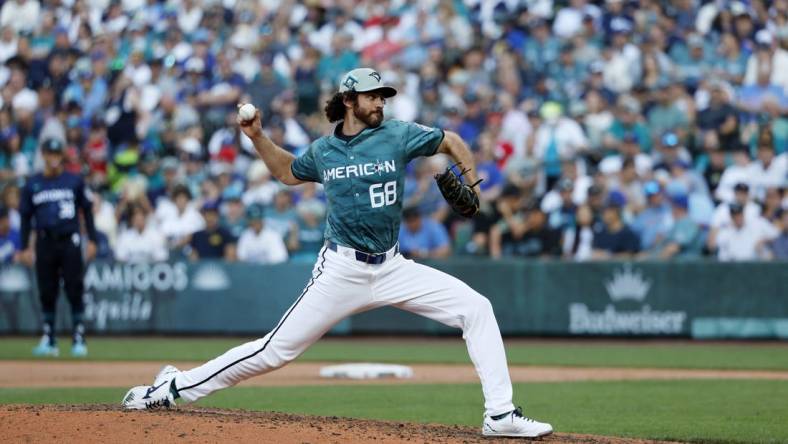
[{"left": 174, "top": 245, "right": 516, "bottom": 416}]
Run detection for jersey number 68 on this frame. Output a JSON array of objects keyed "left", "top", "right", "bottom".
[{"left": 369, "top": 181, "right": 397, "bottom": 208}]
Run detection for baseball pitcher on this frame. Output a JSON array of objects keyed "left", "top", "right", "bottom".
[{"left": 122, "top": 68, "right": 552, "bottom": 438}]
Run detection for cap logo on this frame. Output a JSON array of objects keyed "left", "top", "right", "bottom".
[
  {"left": 368, "top": 71, "right": 381, "bottom": 82},
  {"left": 343, "top": 75, "right": 358, "bottom": 90}
]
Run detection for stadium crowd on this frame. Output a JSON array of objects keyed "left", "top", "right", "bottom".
[{"left": 0, "top": 0, "right": 786, "bottom": 264}]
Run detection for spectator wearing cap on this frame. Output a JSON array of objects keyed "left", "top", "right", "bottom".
[
  {"left": 646, "top": 194, "right": 702, "bottom": 259},
  {"left": 543, "top": 178, "right": 578, "bottom": 231},
  {"left": 743, "top": 29, "right": 788, "bottom": 94},
  {"left": 584, "top": 61, "right": 617, "bottom": 105},
  {"left": 696, "top": 132, "right": 727, "bottom": 200},
  {"left": 712, "top": 33, "right": 748, "bottom": 85},
  {"left": 0, "top": 206, "right": 20, "bottom": 264},
  {"left": 147, "top": 156, "right": 179, "bottom": 206},
  {"left": 608, "top": 156, "right": 647, "bottom": 217},
  {"left": 532, "top": 101, "right": 589, "bottom": 190},
  {"left": 197, "top": 54, "right": 246, "bottom": 133},
  {"left": 674, "top": 33, "right": 713, "bottom": 89},
  {"left": 697, "top": 81, "right": 740, "bottom": 150},
  {"left": 221, "top": 191, "right": 247, "bottom": 239},
  {"left": 711, "top": 182, "right": 762, "bottom": 229},
  {"left": 768, "top": 209, "right": 788, "bottom": 259},
  {"left": 665, "top": 159, "right": 711, "bottom": 206},
  {"left": 287, "top": 200, "right": 327, "bottom": 263},
  {"left": 715, "top": 149, "right": 753, "bottom": 204},
  {"left": 603, "top": 17, "right": 641, "bottom": 94},
  {"left": 548, "top": 43, "right": 587, "bottom": 104},
  {"left": 490, "top": 199, "right": 562, "bottom": 259},
  {"left": 237, "top": 204, "right": 288, "bottom": 265},
  {"left": 524, "top": 19, "right": 561, "bottom": 74},
  {"left": 605, "top": 95, "right": 652, "bottom": 154},
  {"left": 710, "top": 202, "right": 779, "bottom": 261},
  {"left": 242, "top": 160, "right": 279, "bottom": 207},
  {"left": 265, "top": 189, "right": 298, "bottom": 240},
  {"left": 115, "top": 204, "right": 168, "bottom": 263},
  {"left": 582, "top": 89, "right": 614, "bottom": 152},
  {"left": 159, "top": 185, "right": 205, "bottom": 252},
  {"left": 598, "top": 134, "right": 653, "bottom": 178},
  {"left": 737, "top": 64, "right": 788, "bottom": 122},
  {"left": 591, "top": 191, "right": 640, "bottom": 259},
  {"left": 189, "top": 201, "right": 237, "bottom": 261},
  {"left": 398, "top": 206, "right": 451, "bottom": 259},
  {"left": 749, "top": 143, "right": 787, "bottom": 202},
  {"left": 562, "top": 204, "right": 595, "bottom": 261},
  {"left": 647, "top": 85, "right": 690, "bottom": 140},
  {"left": 631, "top": 181, "right": 672, "bottom": 251}
]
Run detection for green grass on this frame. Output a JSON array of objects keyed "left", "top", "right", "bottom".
[
  {"left": 2, "top": 336, "right": 788, "bottom": 370},
  {"left": 3, "top": 380, "right": 787, "bottom": 443}
]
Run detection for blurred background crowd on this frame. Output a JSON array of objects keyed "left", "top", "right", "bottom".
[{"left": 0, "top": 0, "right": 786, "bottom": 264}]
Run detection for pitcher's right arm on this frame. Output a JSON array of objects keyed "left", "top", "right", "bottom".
[{"left": 238, "top": 108, "right": 304, "bottom": 186}]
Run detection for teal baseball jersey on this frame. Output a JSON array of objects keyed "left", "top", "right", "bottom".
[{"left": 291, "top": 119, "right": 444, "bottom": 253}]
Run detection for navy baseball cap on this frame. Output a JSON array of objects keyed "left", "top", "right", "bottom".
[
  {"left": 42, "top": 138, "right": 64, "bottom": 153},
  {"left": 201, "top": 200, "right": 220, "bottom": 212},
  {"left": 670, "top": 194, "right": 689, "bottom": 209},
  {"left": 605, "top": 190, "right": 627, "bottom": 208},
  {"left": 734, "top": 183, "right": 750, "bottom": 192}
]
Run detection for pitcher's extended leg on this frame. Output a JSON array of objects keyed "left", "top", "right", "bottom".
[
  {"left": 175, "top": 248, "right": 366, "bottom": 402},
  {"left": 374, "top": 256, "right": 515, "bottom": 416}
]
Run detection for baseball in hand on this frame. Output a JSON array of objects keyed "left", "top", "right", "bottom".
[{"left": 238, "top": 103, "right": 256, "bottom": 122}]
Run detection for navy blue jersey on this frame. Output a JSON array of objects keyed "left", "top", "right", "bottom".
[{"left": 19, "top": 172, "right": 98, "bottom": 249}]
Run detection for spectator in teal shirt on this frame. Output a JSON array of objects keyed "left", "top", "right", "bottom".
[
  {"left": 287, "top": 200, "right": 326, "bottom": 264},
  {"left": 317, "top": 33, "right": 360, "bottom": 86},
  {"left": 647, "top": 85, "right": 689, "bottom": 140},
  {"left": 524, "top": 19, "right": 560, "bottom": 74},
  {"left": 647, "top": 194, "right": 702, "bottom": 259},
  {"left": 606, "top": 96, "right": 652, "bottom": 153}
]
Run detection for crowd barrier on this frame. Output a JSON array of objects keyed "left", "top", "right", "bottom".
[{"left": 1, "top": 259, "right": 786, "bottom": 339}]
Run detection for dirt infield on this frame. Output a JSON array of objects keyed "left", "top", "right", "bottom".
[
  {"left": 0, "top": 404, "right": 678, "bottom": 444},
  {"left": 1, "top": 360, "right": 787, "bottom": 388}
]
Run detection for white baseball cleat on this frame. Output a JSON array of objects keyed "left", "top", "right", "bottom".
[
  {"left": 153, "top": 365, "right": 181, "bottom": 386},
  {"left": 482, "top": 407, "right": 553, "bottom": 438},
  {"left": 122, "top": 365, "right": 180, "bottom": 410}
]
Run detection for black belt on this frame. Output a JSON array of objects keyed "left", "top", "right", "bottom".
[
  {"left": 37, "top": 230, "right": 77, "bottom": 241},
  {"left": 326, "top": 241, "right": 398, "bottom": 265}
]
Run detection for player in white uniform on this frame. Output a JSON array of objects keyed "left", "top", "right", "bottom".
[{"left": 122, "top": 68, "right": 552, "bottom": 438}]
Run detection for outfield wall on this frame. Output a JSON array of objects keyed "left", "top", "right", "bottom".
[{"left": 1, "top": 260, "right": 786, "bottom": 339}]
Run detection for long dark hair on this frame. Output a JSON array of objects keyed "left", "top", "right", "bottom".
[{"left": 324, "top": 91, "right": 356, "bottom": 123}]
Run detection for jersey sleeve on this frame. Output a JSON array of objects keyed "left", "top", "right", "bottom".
[
  {"left": 290, "top": 142, "right": 322, "bottom": 183},
  {"left": 402, "top": 121, "right": 445, "bottom": 161}
]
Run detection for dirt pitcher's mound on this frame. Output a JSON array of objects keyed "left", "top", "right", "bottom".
[{"left": 0, "top": 404, "right": 677, "bottom": 444}]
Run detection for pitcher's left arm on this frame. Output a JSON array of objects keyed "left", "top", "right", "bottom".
[{"left": 437, "top": 131, "right": 480, "bottom": 185}]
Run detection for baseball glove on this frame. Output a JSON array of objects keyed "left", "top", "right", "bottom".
[{"left": 434, "top": 163, "right": 483, "bottom": 218}]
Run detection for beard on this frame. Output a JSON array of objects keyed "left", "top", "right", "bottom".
[{"left": 353, "top": 104, "right": 383, "bottom": 128}]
